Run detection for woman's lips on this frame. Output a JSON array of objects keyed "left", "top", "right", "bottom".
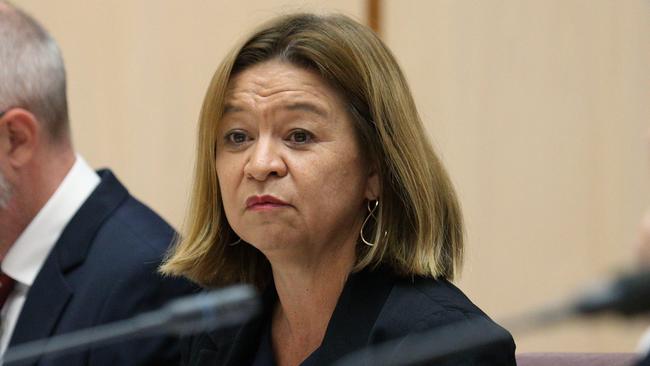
[{"left": 245, "top": 195, "right": 290, "bottom": 211}]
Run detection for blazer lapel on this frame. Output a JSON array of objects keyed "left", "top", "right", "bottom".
[
  {"left": 8, "top": 170, "right": 129, "bottom": 356},
  {"left": 194, "top": 349, "right": 221, "bottom": 365},
  {"left": 7, "top": 255, "right": 72, "bottom": 348},
  {"left": 221, "top": 317, "right": 267, "bottom": 366},
  {"left": 182, "top": 319, "right": 267, "bottom": 366},
  {"left": 302, "top": 268, "right": 394, "bottom": 366},
  {"left": 222, "top": 286, "right": 276, "bottom": 366},
  {"left": 182, "top": 306, "right": 269, "bottom": 366},
  {"left": 190, "top": 285, "right": 275, "bottom": 366}
]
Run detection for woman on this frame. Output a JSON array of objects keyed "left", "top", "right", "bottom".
[{"left": 161, "top": 13, "right": 516, "bottom": 366}]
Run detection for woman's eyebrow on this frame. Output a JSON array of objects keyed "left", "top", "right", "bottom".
[
  {"left": 283, "top": 101, "right": 328, "bottom": 118},
  {"left": 222, "top": 101, "right": 329, "bottom": 118},
  {"left": 222, "top": 103, "right": 244, "bottom": 115}
]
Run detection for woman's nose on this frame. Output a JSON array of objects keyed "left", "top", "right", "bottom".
[{"left": 243, "top": 138, "right": 288, "bottom": 181}]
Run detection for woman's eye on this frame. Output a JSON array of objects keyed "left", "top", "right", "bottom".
[
  {"left": 225, "top": 131, "right": 248, "bottom": 144},
  {"left": 288, "top": 130, "right": 313, "bottom": 144}
]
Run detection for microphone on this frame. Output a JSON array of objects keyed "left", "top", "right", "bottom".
[
  {"left": 2, "top": 284, "right": 260, "bottom": 365},
  {"left": 572, "top": 269, "right": 650, "bottom": 316},
  {"left": 334, "top": 269, "right": 650, "bottom": 366}
]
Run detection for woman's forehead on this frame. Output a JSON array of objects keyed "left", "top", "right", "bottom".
[{"left": 223, "top": 61, "right": 344, "bottom": 116}]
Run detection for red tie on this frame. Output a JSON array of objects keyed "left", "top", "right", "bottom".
[{"left": 0, "top": 272, "right": 15, "bottom": 308}]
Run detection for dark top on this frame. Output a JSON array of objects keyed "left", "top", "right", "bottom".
[
  {"left": 8, "top": 170, "right": 196, "bottom": 366},
  {"left": 251, "top": 324, "right": 276, "bottom": 366},
  {"left": 181, "top": 266, "right": 516, "bottom": 365}
]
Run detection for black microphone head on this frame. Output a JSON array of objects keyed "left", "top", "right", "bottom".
[
  {"left": 161, "top": 284, "right": 260, "bottom": 334},
  {"left": 573, "top": 270, "right": 650, "bottom": 317}
]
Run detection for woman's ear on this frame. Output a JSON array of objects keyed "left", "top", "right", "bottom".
[{"left": 365, "top": 166, "right": 380, "bottom": 201}]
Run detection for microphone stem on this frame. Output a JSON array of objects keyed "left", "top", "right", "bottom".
[
  {"left": 2, "top": 312, "right": 165, "bottom": 365},
  {"left": 499, "top": 300, "right": 576, "bottom": 335}
]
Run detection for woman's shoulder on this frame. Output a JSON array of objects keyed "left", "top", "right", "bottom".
[
  {"left": 380, "top": 274, "right": 509, "bottom": 334},
  {"left": 367, "top": 272, "right": 516, "bottom": 364},
  {"left": 388, "top": 275, "right": 489, "bottom": 320}
]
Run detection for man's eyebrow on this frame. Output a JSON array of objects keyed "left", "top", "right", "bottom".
[{"left": 284, "top": 102, "right": 328, "bottom": 117}]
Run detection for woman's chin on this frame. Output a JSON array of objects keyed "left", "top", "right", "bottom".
[{"left": 245, "top": 236, "right": 302, "bottom": 254}]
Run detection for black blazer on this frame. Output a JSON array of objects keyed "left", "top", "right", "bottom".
[
  {"left": 8, "top": 170, "right": 196, "bottom": 366},
  {"left": 182, "top": 267, "right": 516, "bottom": 365}
]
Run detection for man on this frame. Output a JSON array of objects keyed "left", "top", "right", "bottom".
[{"left": 0, "top": 2, "right": 194, "bottom": 365}]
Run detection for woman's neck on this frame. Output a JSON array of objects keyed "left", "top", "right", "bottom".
[{"left": 268, "top": 244, "right": 356, "bottom": 366}]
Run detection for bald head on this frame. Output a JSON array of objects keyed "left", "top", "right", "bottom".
[{"left": 0, "top": 1, "right": 70, "bottom": 143}]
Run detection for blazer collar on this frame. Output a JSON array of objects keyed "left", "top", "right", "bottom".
[
  {"left": 54, "top": 169, "right": 129, "bottom": 272},
  {"left": 8, "top": 170, "right": 129, "bottom": 352}
]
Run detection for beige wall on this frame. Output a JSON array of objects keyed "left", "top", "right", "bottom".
[
  {"left": 14, "top": 0, "right": 650, "bottom": 354},
  {"left": 385, "top": 0, "right": 650, "bottom": 352}
]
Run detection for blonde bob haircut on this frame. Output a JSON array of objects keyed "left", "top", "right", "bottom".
[{"left": 161, "top": 13, "right": 464, "bottom": 288}]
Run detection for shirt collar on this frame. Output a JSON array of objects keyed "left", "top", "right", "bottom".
[{"left": 1, "top": 156, "right": 100, "bottom": 286}]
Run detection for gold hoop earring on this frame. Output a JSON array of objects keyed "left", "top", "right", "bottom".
[{"left": 360, "top": 200, "right": 379, "bottom": 247}]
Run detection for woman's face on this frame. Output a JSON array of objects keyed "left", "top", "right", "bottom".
[{"left": 216, "top": 60, "right": 378, "bottom": 261}]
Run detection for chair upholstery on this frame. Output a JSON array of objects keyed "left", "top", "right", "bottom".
[{"left": 516, "top": 353, "right": 639, "bottom": 366}]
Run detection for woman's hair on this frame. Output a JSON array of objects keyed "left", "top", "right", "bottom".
[{"left": 160, "top": 13, "right": 464, "bottom": 288}]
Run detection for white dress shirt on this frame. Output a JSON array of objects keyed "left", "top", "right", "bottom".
[{"left": 0, "top": 156, "right": 100, "bottom": 355}]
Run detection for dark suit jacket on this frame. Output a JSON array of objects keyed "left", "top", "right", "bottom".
[
  {"left": 182, "top": 267, "right": 516, "bottom": 366},
  {"left": 8, "top": 170, "right": 196, "bottom": 366},
  {"left": 638, "top": 353, "right": 650, "bottom": 366}
]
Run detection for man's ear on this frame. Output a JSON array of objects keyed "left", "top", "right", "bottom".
[
  {"left": 0, "top": 108, "right": 39, "bottom": 168},
  {"left": 365, "top": 165, "right": 381, "bottom": 201}
]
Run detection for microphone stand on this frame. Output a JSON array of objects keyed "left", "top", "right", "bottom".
[{"left": 2, "top": 284, "right": 259, "bottom": 365}]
